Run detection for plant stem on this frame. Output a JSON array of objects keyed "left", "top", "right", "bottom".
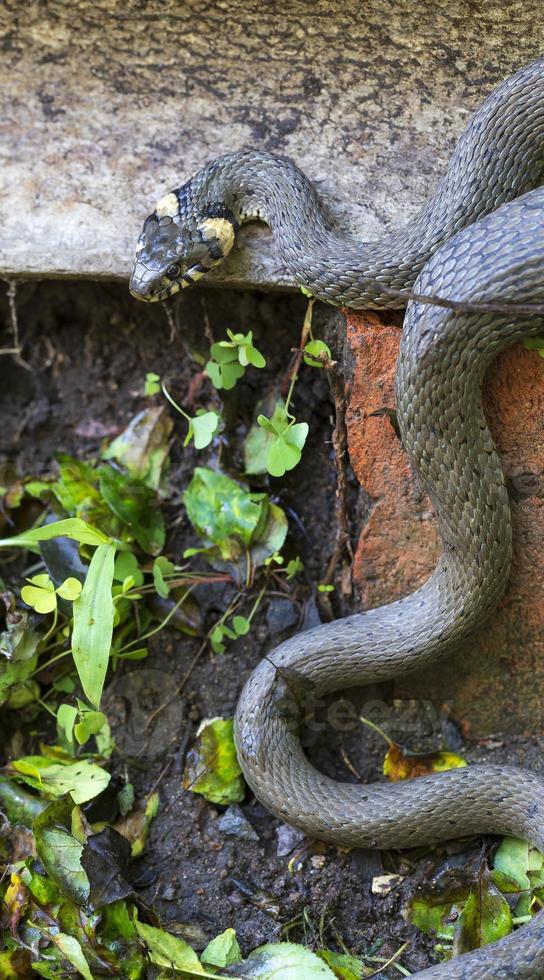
[
  {"left": 360, "top": 714, "right": 394, "bottom": 747},
  {"left": 161, "top": 381, "right": 192, "bottom": 422},
  {"left": 117, "top": 587, "right": 196, "bottom": 652},
  {"left": 283, "top": 297, "right": 315, "bottom": 419}
]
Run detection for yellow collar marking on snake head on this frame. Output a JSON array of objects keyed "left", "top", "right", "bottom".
[
  {"left": 199, "top": 216, "right": 236, "bottom": 256},
  {"left": 155, "top": 192, "right": 179, "bottom": 219}
]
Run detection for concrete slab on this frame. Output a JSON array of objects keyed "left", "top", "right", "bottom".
[{"left": 1, "top": 1, "right": 543, "bottom": 290}]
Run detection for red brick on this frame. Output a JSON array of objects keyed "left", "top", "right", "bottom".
[{"left": 344, "top": 310, "right": 544, "bottom": 735}]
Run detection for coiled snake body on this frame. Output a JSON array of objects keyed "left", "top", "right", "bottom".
[{"left": 131, "top": 58, "right": 544, "bottom": 977}]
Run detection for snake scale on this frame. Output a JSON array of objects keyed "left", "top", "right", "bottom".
[{"left": 130, "top": 58, "right": 544, "bottom": 977}]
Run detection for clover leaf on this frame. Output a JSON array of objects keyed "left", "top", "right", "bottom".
[
  {"left": 21, "top": 574, "right": 83, "bottom": 614},
  {"left": 303, "top": 339, "right": 332, "bottom": 368},
  {"left": 185, "top": 410, "right": 220, "bottom": 449},
  {"left": 145, "top": 371, "right": 161, "bottom": 395},
  {"left": 257, "top": 413, "right": 309, "bottom": 478},
  {"left": 206, "top": 329, "right": 266, "bottom": 390}
]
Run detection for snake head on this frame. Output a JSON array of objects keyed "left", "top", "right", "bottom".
[{"left": 129, "top": 190, "right": 238, "bottom": 303}]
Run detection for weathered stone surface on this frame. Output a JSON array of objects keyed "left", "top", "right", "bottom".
[
  {"left": 1, "top": 1, "right": 543, "bottom": 287},
  {"left": 345, "top": 312, "right": 544, "bottom": 735}
]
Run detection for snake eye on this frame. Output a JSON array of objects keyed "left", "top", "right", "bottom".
[{"left": 165, "top": 263, "right": 180, "bottom": 280}]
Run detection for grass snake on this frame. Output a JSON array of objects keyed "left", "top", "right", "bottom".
[{"left": 130, "top": 57, "right": 544, "bottom": 977}]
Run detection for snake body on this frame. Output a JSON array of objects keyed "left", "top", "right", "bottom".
[{"left": 131, "top": 59, "right": 544, "bottom": 976}]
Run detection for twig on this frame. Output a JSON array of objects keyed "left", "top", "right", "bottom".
[
  {"left": 320, "top": 352, "right": 353, "bottom": 593},
  {"left": 2, "top": 280, "right": 31, "bottom": 369},
  {"left": 143, "top": 636, "right": 208, "bottom": 735},
  {"left": 146, "top": 754, "right": 175, "bottom": 796},
  {"left": 280, "top": 297, "right": 315, "bottom": 404},
  {"left": 163, "top": 304, "right": 177, "bottom": 343},
  {"left": 366, "top": 940, "right": 411, "bottom": 978}
]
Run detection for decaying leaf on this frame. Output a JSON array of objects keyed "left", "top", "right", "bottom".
[
  {"left": 408, "top": 865, "right": 513, "bottom": 957},
  {"left": 184, "top": 717, "right": 245, "bottom": 805},
  {"left": 102, "top": 406, "right": 173, "bottom": 489},
  {"left": 453, "top": 878, "right": 512, "bottom": 955},
  {"left": 318, "top": 948, "right": 372, "bottom": 979},
  {"left": 184, "top": 468, "right": 266, "bottom": 560},
  {"left": 134, "top": 920, "right": 204, "bottom": 973},
  {"left": 34, "top": 798, "right": 90, "bottom": 904},
  {"left": 80, "top": 826, "right": 134, "bottom": 910},
  {"left": 183, "top": 467, "right": 287, "bottom": 574},
  {"left": 201, "top": 927, "right": 242, "bottom": 968},
  {"left": 114, "top": 791, "right": 159, "bottom": 857},
  {"left": 99, "top": 467, "right": 165, "bottom": 555},
  {"left": 383, "top": 743, "right": 467, "bottom": 781}
]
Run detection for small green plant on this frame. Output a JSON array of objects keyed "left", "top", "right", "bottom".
[
  {"left": 144, "top": 371, "right": 161, "bottom": 395},
  {"left": 161, "top": 381, "right": 220, "bottom": 449},
  {"left": 251, "top": 299, "right": 330, "bottom": 477},
  {"left": 206, "top": 328, "right": 266, "bottom": 389}
]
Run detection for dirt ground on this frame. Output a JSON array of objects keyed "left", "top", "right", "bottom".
[{"left": 1, "top": 280, "right": 543, "bottom": 977}]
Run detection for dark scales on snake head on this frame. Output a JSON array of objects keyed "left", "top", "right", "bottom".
[{"left": 131, "top": 58, "right": 544, "bottom": 978}]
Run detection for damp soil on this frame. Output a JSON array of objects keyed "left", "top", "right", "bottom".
[{"left": 1, "top": 279, "right": 543, "bottom": 978}]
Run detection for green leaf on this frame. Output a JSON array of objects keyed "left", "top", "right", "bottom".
[
  {"left": 0, "top": 651, "right": 39, "bottom": 708},
  {"left": 0, "top": 778, "right": 47, "bottom": 827},
  {"left": 267, "top": 436, "right": 301, "bottom": 478},
  {"left": 56, "top": 577, "right": 83, "bottom": 601},
  {"left": 257, "top": 413, "right": 279, "bottom": 435},
  {"left": 0, "top": 518, "right": 110, "bottom": 551},
  {"left": 50, "top": 933, "right": 94, "bottom": 980},
  {"left": 206, "top": 357, "right": 245, "bottom": 390},
  {"left": 103, "top": 407, "right": 173, "bottom": 489},
  {"left": 21, "top": 575, "right": 57, "bottom": 614},
  {"left": 74, "top": 709, "right": 108, "bottom": 745},
  {"left": 201, "top": 928, "right": 242, "bottom": 968},
  {"left": 152, "top": 556, "right": 175, "bottom": 598},
  {"left": 183, "top": 467, "right": 266, "bottom": 560},
  {"left": 245, "top": 345, "right": 266, "bottom": 368},
  {"left": 34, "top": 798, "right": 90, "bottom": 903},
  {"left": 57, "top": 703, "right": 78, "bottom": 746},
  {"left": 249, "top": 502, "right": 288, "bottom": 569},
  {"left": 409, "top": 897, "right": 457, "bottom": 942},
  {"left": 303, "top": 339, "right": 332, "bottom": 368},
  {"left": 261, "top": 420, "right": 309, "bottom": 478},
  {"left": 113, "top": 551, "right": 144, "bottom": 587},
  {"left": 317, "top": 949, "right": 369, "bottom": 979},
  {"left": 72, "top": 543, "right": 116, "bottom": 707},
  {"left": 134, "top": 921, "right": 203, "bottom": 973},
  {"left": 191, "top": 411, "right": 220, "bottom": 449},
  {"left": 286, "top": 556, "right": 304, "bottom": 579},
  {"left": 210, "top": 626, "right": 226, "bottom": 654},
  {"left": 453, "top": 879, "right": 512, "bottom": 954},
  {"left": 232, "top": 615, "right": 250, "bottom": 636},
  {"left": 145, "top": 371, "right": 161, "bottom": 396},
  {"left": 284, "top": 421, "right": 309, "bottom": 451},
  {"left": 240, "top": 942, "right": 336, "bottom": 978},
  {"left": 99, "top": 467, "right": 165, "bottom": 555},
  {"left": 210, "top": 342, "right": 239, "bottom": 364},
  {"left": 245, "top": 400, "right": 288, "bottom": 475},
  {"left": 11, "top": 756, "right": 110, "bottom": 803},
  {"left": 184, "top": 717, "right": 245, "bottom": 805},
  {"left": 48, "top": 454, "right": 103, "bottom": 519},
  {"left": 493, "top": 837, "right": 530, "bottom": 890}
]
